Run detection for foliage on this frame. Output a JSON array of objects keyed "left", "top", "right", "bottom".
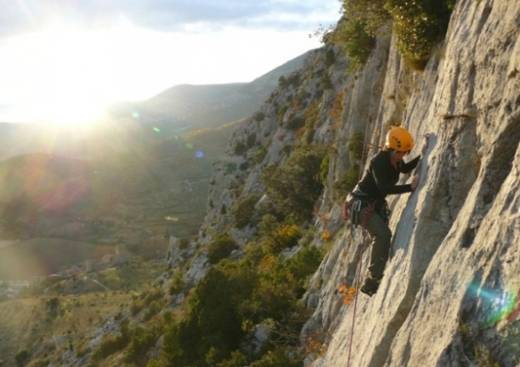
[
  {"left": 144, "top": 288, "right": 163, "bottom": 306},
  {"left": 232, "top": 194, "right": 260, "bottom": 229},
  {"left": 325, "top": 48, "right": 336, "bottom": 67},
  {"left": 208, "top": 234, "right": 238, "bottom": 264},
  {"left": 320, "top": 74, "right": 333, "bottom": 89},
  {"left": 247, "top": 133, "right": 257, "bottom": 149},
  {"left": 160, "top": 219, "right": 324, "bottom": 367},
  {"left": 335, "top": 18, "right": 376, "bottom": 71},
  {"left": 225, "top": 162, "right": 237, "bottom": 174},
  {"left": 216, "top": 351, "right": 248, "bottom": 367},
  {"left": 163, "top": 263, "right": 255, "bottom": 367},
  {"left": 254, "top": 146, "right": 268, "bottom": 164},
  {"left": 348, "top": 131, "right": 365, "bottom": 161},
  {"left": 234, "top": 141, "right": 247, "bottom": 155},
  {"left": 276, "top": 105, "right": 289, "bottom": 122},
  {"left": 15, "top": 350, "right": 31, "bottom": 367},
  {"left": 343, "top": 0, "right": 389, "bottom": 36},
  {"left": 263, "top": 224, "right": 301, "bottom": 254},
  {"left": 334, "top": 165, "right": 361, "bottom": 200},
  {"left": 330, "top": 91, "right": 345, "bottom": 126},
  {"left": 169, "top": 270, "right": 185, "bottom": 295},
  {"left": 286, "top": 245, "right": 324, "bottom": 291},
  {"left": 385, "top": 0, "right": 453, "bottom": 69},
  {"left": 262, "top": 145, "right": 327, "bottom": 222},
  {"left": 248, "top": 348, "right": 301, "bottom": 367},
  {"left": 179, "top": 238, "right": 190, "bottom": 249},
  {"left": 302, "top": 100, "right": 321, "bottom": 144},
  {"left": 254, "top": 112, "right": 266, "bottom": 122},
  {"left": 278, "top": 76, "right": 288, "bottom": 88},
  {"left": 125, "top": 326, "right": 159, "bottom": 363},
  {"left": 46, "top": 297, "right": 61, "bottom": 319},
  {"left": 320, "top": 154, "right": 330, "bottom": 186},
  {"left": 285, "top": 116, "right": 305, "bottom": 130},
  {"left": 143, "top": 300, "right": 162, "bottom": 321},
  {"left": 326, "top": 0, "right": 453, "bottom": 71},
  {"left": 92, "top": 320, "right": 131, "bottom": 361}
]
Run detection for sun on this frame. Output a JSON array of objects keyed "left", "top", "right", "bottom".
[{"left": 1, "top": 23, "right": 130, "bottom": 126}]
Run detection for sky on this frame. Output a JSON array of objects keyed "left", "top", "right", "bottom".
[{"left": 0, "top": 0, "right": 341, "bottom": 125}]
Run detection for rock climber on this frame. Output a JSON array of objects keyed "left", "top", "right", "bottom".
[{"left": 346, "top": 126, "right": 423, "bottom": 296}]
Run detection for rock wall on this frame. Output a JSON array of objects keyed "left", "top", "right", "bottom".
[
  {"left": 190, "top": 0, "right": 520, "bottom": 365},
  {"left": 304, "top": 0, "right": 520, "bottom": 366}
]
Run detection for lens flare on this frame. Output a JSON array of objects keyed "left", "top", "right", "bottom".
[
  {"left": 132, "top": 111, "right": 140, "bottom": 119},
  {"left": 195, "top": 150, "right": 205, "bottom": 158},
  {"left": 153, "top": 127, "right": 161, "bottom": 133},
  {"left": 467, "top": 282, "right": 518, "bottom": 326}
]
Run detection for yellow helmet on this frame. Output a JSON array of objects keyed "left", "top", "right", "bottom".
[{"left": 385, "top": 126, "right": 414, "bottom": 152}]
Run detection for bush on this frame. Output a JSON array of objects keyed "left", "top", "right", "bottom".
[
  {"left": 287, "top": 246, "right": 324, "bottom": 291},
  {"left": 262, "top": 145, "right": 326, "bottom": 222},
  {"left": 386, "top": 0, "right": 453, "bottom": 69},
  {"left": 130, "top": 300, "right": 145, "bottom": 316},
  {"left": 92, "top": 321, "right": 130, "bottom": 361},
  {"left": 325, "top": 48, "right": 336, "bottom": 67},
  {"left": 287, "top": 73, "right": 301, "bottom": 87},
  {"left": 327, "top": 0, "right": 453, "bottom": 71},
  {"left": 320, "top": 154, "right": 330, "bottom": 186},
  {"left": 232, "top": 194, "right": 260, "bottom": 229},
  {"left": 216, "top": 351, "right": 248, "bottom": 367},
  {"left": 143, "top": 300, "right": 162, "bottom": 321},
  {"left": 208, "top": 234, "right": 238, "bottom": 264},
  {"left": 336, "top": 18, "right": 376, "bottom": 71},
  {"left": 254, "top": 112, "right": 265, "bottom": 122},
  {"left": 169, "top": 270, "right": 185, "bottom": 295},
  {"left": 285, "top": 116, "right": 305, "bottom": 130},
  {"left": 334, "top": 165, "right": 361, "bottom": 200},
  {"left": 144, "top": 288, "right": 163, "bottom": 306},
  {"left": 125, "top": 327, "right": 158, "bottom": 363},
  {"left": 234, "top": 142, "right": 247, "bottom": 155},
  {"left": 254, "top": 146, "right": 268, "bottom": 164},
  {"left": 163, "top": 263, "right": 256, "bottom": 366},
  {"left": 15, "top": 350, "right": 30, "bottom": 367},
  {"left": 264, "top": 224, "right": 301, "bottom": 254},
  {"left": 179, "top": 238, "right": 190, "bottom": 249},
  {"left": 249, "top": 348, "right": 301, "bottom": 367},
  {"left": 160, "top": 226, "right": 324, "bottom": 367},
  {"left": 276, "top": 105, "right": 289, "bottom": 122},
  {"left": 348, "top": 131, "right": 365, "bottom": 161},
  {"left": 278, "top": 76, "right": 288, "bottom": 88}
]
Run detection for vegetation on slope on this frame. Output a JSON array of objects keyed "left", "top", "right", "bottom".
[{"left": 326, "top": 0, "right": 455, "bottom": 70}]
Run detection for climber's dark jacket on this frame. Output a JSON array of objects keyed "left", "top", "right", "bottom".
[{"left": 353, "top": 150, "right": 420, "bottom": 211}]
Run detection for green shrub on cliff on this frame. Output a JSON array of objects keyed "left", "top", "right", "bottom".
[
  {"left": 327, "top": 0, "right": 454, "bottom": 70},
  {"left": 386, "top": 0, "right": 453, "bottom": 69},
  {"left": 208, "top": 234, "right": 238, "bottom": 264},
  {"left": 262, "top": 145, "right": 326, "bottom": 222}
]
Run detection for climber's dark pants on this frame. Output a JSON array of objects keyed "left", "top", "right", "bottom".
[{"left": 364, "top": 211, "right": 392, "bottom": 281}]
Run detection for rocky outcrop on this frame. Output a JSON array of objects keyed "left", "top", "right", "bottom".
[
  {"left": 302, "top": 1, "right": 520, "bottom": 366},
  {"left": 188, "top": 0, "right": 520, "bottom": 366}
]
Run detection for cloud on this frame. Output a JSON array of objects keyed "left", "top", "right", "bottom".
[{"left": 0, "top": 0, "right": 340, "bottom": 36}]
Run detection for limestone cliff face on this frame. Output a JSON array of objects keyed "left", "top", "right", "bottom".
[{"left": 193, "top": 0, "right": 520, "bottom": 365}]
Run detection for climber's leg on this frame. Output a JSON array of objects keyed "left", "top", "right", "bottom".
[{"left": 361, "top": 213, "right": 392, "bottom": 295}]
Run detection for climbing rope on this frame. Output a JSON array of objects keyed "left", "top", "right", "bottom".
[{"left": 346, "top": 231, "right": 369, "bottom": 367}]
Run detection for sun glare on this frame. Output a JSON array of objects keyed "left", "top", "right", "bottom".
[
  {"left": 0, "top": 23, "right": 138, "bottom": 126},
  {"left": 0, "top": 18, "right": 325, "bottom": 126}
]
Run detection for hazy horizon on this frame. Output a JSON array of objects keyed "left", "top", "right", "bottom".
[{"left": 0, "top": 0, "right": 340, "bottom": 125}]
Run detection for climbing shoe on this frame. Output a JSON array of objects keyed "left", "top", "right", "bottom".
[{"left": 360, "top": 278, "right": 380, "bottom": 296}]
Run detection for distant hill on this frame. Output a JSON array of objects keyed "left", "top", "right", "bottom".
[
  {"left": 0, "top": 51, "right": 310, "bottom": 278},
  {"left": 109, "top": 51, "right": 309, "bottom": 131}
]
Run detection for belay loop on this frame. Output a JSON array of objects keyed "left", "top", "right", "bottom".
[{"left": 343, "top": 192, "right": 376, "bottom": 230}]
